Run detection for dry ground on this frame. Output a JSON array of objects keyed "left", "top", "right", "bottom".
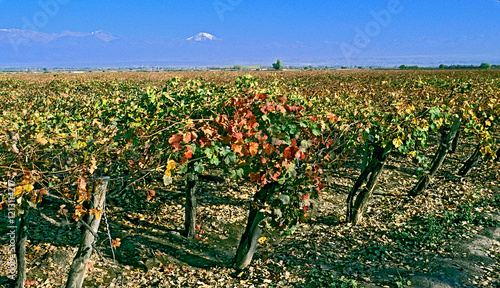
[{"left": 1, "top": 115, "right": 499, "bottom": 288}]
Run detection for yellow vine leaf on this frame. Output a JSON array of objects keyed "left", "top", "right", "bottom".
[
  {"left": 73, "top": 141, "right": 87, "bottom": 149},
  {"left": 392, "top": 138, "right": 403, "bottom": 149},
  {"left": 36, "top": 134, "right": 48, "bottom": 145},
  {"left": 480, "top": 145, "right": 493, "bottom": 156},
  {"left": 89, "top": 158, "right": 97, "bottom": 174},
  {"left": 23, "top": 184, "right": 34, "bottom": 193},
  {"left": 14, "top": 186, "right": 23, "bottom": 197},
  {"left": 164, "top": 160, "right": 178, "bottom": 177},
  {"left": 436, "top": 118, "right": 443, "bottom": 128},
  {"left": 166, "top": 160, "right": 178, "bottom": 171},
  {"left": 89, "top": 209, "right": 103, "bottom": 219}
]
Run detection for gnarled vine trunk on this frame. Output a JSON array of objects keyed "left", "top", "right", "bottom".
[
  {"left": 66, "top": 177, "right": 109, "bottom": 288},
  {"left": 450, "top": 129, "right": 460, "bottom": 154},
  {"left": 458, "top": 144, "right": 482, "bottom": 176},
  {"left": 347, "top": 143, "right": 392, "bottom": 225},
  {"left": 15, "top": 207, "right": 30, "bottom": 288},
  {"left": 234, "top": 183, "right": 275, "bottom": 270},
  {"left": 361, "top": 136, "right": 375, "bottom": 173},
  {"left": 410, "top": 116, "right": 461, "bottom": 196}
]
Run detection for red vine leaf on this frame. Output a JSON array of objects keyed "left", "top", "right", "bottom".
[
  {"left": 168, "top": 134, "right": 183, "bottom": 145},
  {"left": 249, "top": 142, "right": 259, "bottom": 156}
]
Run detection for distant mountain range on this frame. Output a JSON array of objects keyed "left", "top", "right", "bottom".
[
  {"left": 0, "top": 29, "right": 498, "bottom": 68},
  {"left": 0, "top": 29, "right": 118, "bottom": 44}
]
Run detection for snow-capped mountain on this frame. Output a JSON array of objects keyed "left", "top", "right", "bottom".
[
  {"left": 90, "top": 30, "right": 119, "bottom": 42},
  {"left": 186, "top": 32, "right": 219, "bottom": 41}
]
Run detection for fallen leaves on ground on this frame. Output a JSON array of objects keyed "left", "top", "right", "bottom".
[{"left": 0, "top": 139, "right": 499, "bottom": 288}]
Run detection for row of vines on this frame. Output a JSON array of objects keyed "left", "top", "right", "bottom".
[{"left": 1, "top": 70, "right": 499, "bottom": 287}]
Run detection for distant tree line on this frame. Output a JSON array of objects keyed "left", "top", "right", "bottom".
[
  {"left": 399, "top": 65, "right": 421, "bottom": 70},
  {"left": 399, "top": 62, "right": 499, "bottom": 70},
  {"left": 437, "top": 63, "right": 499, "bottom": 70}
]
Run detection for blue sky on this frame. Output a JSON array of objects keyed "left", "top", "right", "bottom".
[
  {"left": 0, "top": 0, "right": 498, "bottom": 42},
  {"left": 0, "top": 0, "right": 499, "bottom": 66}
]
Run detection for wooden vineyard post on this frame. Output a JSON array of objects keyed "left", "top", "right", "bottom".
[
  {"left": 66, "top": 177, "right": 109, "bottom": 288},
  {"left": 410, "top": 116, "right": 461, "bottom": 196},
  {"left": 184, "top": 172, "right": 198, "bottom": 239},
  {"left": 184, "top": 173, "right": 223, "bottom": 239},
  {"left": 234, "top": 183, "right": 275, "bottom": 271},
  {"left": 347, "top": 143, "right": 392, "bottom": 225},
  {"left": 15, "top": 206, "right": 30, "bottom": 288}
]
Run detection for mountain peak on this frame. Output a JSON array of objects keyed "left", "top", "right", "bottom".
[
  {"left": 186, "top": 32, "right": 219, "bottom": 41},
  {"left": 91, "top": 30, "right": 118, "bottom": 42}
]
